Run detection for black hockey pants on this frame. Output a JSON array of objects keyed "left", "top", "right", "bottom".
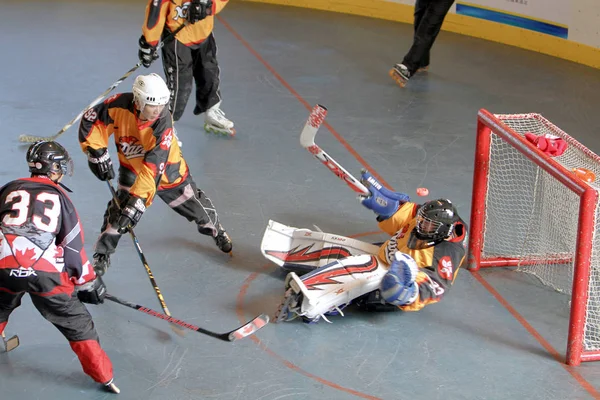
[
  {"left": 93, "top": 170, "right": 223, "bottom": 256},
  {"left": 161, "top": 32, "right": 222, "bottom": 122},
  {"left": 402, "top": 0, "right": 455, "bottom": 75}
]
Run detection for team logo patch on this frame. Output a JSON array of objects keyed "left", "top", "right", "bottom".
[
  {"left": 438, "top": 256, "right": 453, "bottom": 280},
  {"left": 119, "top": 136, "right": 145, "bottom": 159},
  {"left": 160, "top": 129, "right": 174, "bottom": 151}
]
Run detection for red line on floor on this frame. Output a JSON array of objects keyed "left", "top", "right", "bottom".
[
  {"left": 471, "top": 271, "right": 600, "bottom": 399},
  {"left": 217, "top": 15, "right": 392, "bottom": 190},
  {"left": 236, "top": 231, "right": 383, "bottom": 400},
  {"left": 219, "top": 14, "right": 600, "bottom": 400}
]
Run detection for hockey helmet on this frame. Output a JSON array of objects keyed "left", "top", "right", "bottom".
[
  {"left": 132, "top": 73, "right": 171, "bottom": 111},
  {"left": 408, "top": 199, "right": 459, "bottom": 249},
  {"left": 27, "top": 141, "right": 73, "bottom": 178}
]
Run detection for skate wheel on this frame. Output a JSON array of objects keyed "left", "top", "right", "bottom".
[{"left": 388, "top": 69, "right": 407, "bottom": 88}]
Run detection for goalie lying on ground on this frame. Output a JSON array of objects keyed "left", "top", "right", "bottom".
[{"left": 263, "top": 170, "right": 468, "bottom": 323}]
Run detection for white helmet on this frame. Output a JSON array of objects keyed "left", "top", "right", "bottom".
[{"left": 132, "top": 73, "right": 171, "bottom": 111}]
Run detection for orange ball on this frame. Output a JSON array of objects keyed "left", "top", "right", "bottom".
[
  {"left": 572, "top": 168, "right": 596, "bottom": 183},
  {"left": 416, "top": 187, "right": 429, "bottom": 196}
]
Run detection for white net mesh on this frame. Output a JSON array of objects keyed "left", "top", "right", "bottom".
[{"left": 482, "top": 113, "right": 600, "bottom": 352}]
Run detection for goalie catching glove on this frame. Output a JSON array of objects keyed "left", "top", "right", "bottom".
[
  {"left": 359, "top": 169, "right": 410, "bottom": 220},
  {"left": 77, "top": 277, "right": 107, "bottom": 305},
  {"left": 380, "top": 252, "right": 419, "bottom": 306},
  {"left": 87, "top": 147, "right": 115, "bottom": 181},
  {"left": 117, "top": 195, "right": 146, "bottom": 234}
]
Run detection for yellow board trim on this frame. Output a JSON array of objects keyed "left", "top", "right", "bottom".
[{"left": 240, "top": 0, "right": 600, "bottom": 69}]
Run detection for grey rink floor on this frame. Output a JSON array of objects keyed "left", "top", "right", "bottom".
[{"left": 2, "top": 0, "right": 600, "bottom": 399}]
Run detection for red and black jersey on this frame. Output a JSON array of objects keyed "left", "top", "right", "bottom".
[
  {"left": 0, "top": 177, "right": 95, "bottom": 294},
  {"left": 142, "top": 0, "right": 230, "bottom": 48},
  {"left": 78, "top": 92, "right": 188, "bottom": 206},
  {"left": 377, "top": 202, "right": 468, "bottom": 311}
]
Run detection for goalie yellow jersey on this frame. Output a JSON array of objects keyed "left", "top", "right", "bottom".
[
  {"left": 142, "top": 0, "right": 230, "bottom": 47},
  {"left": 78, "top": 93, "right": 188, "bottom": 207},
  {"left": 377, "top": 202, "right": 468, "bottom": 311}
]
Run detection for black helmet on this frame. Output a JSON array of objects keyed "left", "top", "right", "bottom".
[
  {"left": 408, "top": 199, "right": 459, "bottom": 249},
  {"left": 26, "top": 141, "right": 73, "bottom": 178}
]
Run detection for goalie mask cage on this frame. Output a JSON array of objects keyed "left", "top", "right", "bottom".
[{"left": 468, "top": 109, "right": 600, "bottom": 366}]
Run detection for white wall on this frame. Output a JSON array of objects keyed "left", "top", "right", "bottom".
[{"left": 384, "top": 0, "right": 600, "bottom": 49}]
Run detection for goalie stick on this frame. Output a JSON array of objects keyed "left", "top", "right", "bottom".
[
  {"left": 18, "top": 22, "right": 189, "bottom": 143},
  {"left": 105, "top": 294, "right": 270, "bottom": 342},
  {"left": 299, "top": 104, "right": 370, "bottom": 195},
  {"left": 1, "top": 331, "right": 19, "bottom": 352},
  {"left": 107, "top": 181, "right": 186, "bottom": 337}
]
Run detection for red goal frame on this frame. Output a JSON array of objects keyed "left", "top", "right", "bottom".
[{"left": 468, "top": 108, "right": 600, "bottom": 366}]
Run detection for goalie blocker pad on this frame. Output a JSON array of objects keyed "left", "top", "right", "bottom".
[{"left": 260, "top": 220, "right": 380, "bottom": 274}]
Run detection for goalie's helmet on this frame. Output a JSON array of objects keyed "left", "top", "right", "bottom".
[
  {"left": 26, "top": 141, "right": 73, "bottom": 178},
  {"left": 408, "top": 199, "right": 458, "bottom": 250},
  {"left": 132, "top": 73, "right": 171, "bottom": 111}
]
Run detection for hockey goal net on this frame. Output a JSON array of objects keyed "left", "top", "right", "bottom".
[{"left": 468, "top": 109, "right": 600, "bottom": 366}]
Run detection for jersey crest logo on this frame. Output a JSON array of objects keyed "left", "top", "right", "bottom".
[
  {"left": 160, "top": 129, "right": 174, "bottom": 151},
  {"left": 173, "top": 2, "right": 191, "bottom": 20},
  {"left": 119, "top": 136, "right": 146, "bottom": 159},
  {"left": 438, "top": 256, "right": 453, "bottom": 280}
]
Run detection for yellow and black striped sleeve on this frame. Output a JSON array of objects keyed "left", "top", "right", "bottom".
[{"left": 141, "top": 0, "right": 170, "bottom": 46}]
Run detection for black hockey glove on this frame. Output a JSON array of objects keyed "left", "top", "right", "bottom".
[
  {"left": 187, "top": 0, "right": 213, "bottom": 23},
  {"left": 138, "top": 35, "right": 159, "bottom": 68},
  {"left": 77, "top": 277, "right": 107, "bottom": 305},
  {"left": 116, "top": 195, "right": 146, "bottom": 234},
  {"left": 87, "top": 147, "right": 115, "bottom": 181}
]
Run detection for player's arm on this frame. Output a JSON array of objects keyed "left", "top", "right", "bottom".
[
  {"left": 55, "top": 191, "right": 96, "bottom": 286},
  {"left": 399, "top": 244, "right": 466, "bottom": 312},
  {"left": 141, "top": 0, "right": 169, "bottom": 46},
  {"left": 78, "top": 96, "right": 117, "bottom": 181}
]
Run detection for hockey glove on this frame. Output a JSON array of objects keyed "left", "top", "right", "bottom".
[
  {"left": 380, "top": 252, "right": 419, "bottom": 306},
  {"left": 359, "top": 170, "right": 409, "bottom": 220},
  {"left": 188, "top": 0, "right": 213, "bottom": 23},
  {"left": 138, "top": 35, "right": 159, "bottom": 68},
  {"left": 87, "top": 147, "right": 115, "bottom": 181},
  {"left": 77, "top": 277, "right": 107, "bottom": 305},
  {"left": 116, "top": 195, "right": 146, "bottom": 234}
]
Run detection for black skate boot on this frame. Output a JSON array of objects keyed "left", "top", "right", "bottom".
[
  {"left": 389, "top": 63, "right": 411, "bottom": 88},
  {"left": 214, "top": 228, "right": 233, "bottom": 254},
  {"left": 93, "top": 253, "right": 110, "bottom": 276},
  {"left": 198, "top": 223, "right": 233, "bottom": 254},
  {"left": 103, "top": 378, "right": 120, "bottom": 394}
]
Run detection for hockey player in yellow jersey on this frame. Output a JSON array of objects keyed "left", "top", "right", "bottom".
[
  {"left": 78, "top": 73, "right": 232, "bottom": 276},
  {"left": 138, "top": 0, "right": 235, "bottom": 137}
]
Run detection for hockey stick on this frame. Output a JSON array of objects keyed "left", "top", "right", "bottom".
[
  {"left": 299, "top": 104, "right": 369, "bottom": 195},
  {"left": 105, "top": 294, "right": 269, "bottom": 342},
  {"left": 1, "top": 331, "right": 19, "bottom": 352},
  {"left": 18, "top": 22, "right": 189, "bottom": 143},
  {"left": 106, "top": 181, "right": 186, "bottom": 337}
]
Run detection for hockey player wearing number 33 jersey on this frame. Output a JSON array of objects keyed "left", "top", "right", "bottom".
[
  {"left": 78, "top": 73, "right": 232, "bottom": 277},
  {"left": 270, "top": 170, "right": 468, "bottom": 323},
  {"left": 0, "top": 141, "right": 119, "bottom": 393}
]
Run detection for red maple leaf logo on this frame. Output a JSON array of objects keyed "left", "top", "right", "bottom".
[{"left": 15, "top": 247, "right": 38, "bottom": 268}]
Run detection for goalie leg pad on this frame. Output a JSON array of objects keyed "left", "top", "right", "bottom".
[{"left": 283, "top": 255, "right": 388, "bottom": 322}]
